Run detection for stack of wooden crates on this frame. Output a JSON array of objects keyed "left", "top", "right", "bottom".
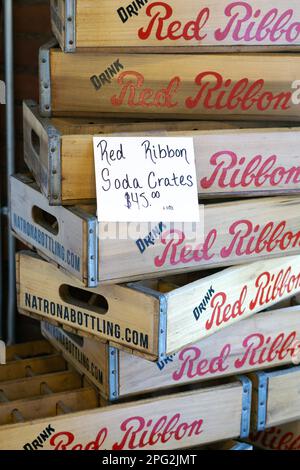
[{"left": 2, "top": 0, "right": 300, "bottom": 450}]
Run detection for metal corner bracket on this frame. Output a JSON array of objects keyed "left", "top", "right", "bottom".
[
  {"left": 230, "top": 443, "right": 253, "bottom": 451},
  {"left": 39, "top": 39, "right": 57, "bottom": 117},
  {"left": 87, "top": 217, "right": 99, "bottom": 288},
  {"left": 125, "top": 283, "right": 168, "bottom": 360},
  {"left": 158, "top": 294, "right": 167, "bottom": 360},
  {"left": 108, "top": 346, "right": 119, "bottom": 401},
  {"left": 237, "top": 375, "right": 252, "bottom": 439},
  {"left": 256, "top": 371, "right": 268, "bottom": 432},
  {"left": 47, "top": 126, "right": 62, "bottom": 206},
  {"left": 65, "top": 0, "right": 76, "bottom": 52}
]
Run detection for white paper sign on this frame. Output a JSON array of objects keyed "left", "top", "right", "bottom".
[{"left": 93, "top": 137, "right": 199, "bottom": 222}]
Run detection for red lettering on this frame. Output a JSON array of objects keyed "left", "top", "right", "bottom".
[
  {"left": 49, "top": 429, "right": 107, "bottom": 450},
  {"left": 185, "top": 71, "right": 291, "bottom": 112},
  {"left": 172, "top": 344, "right": 230, "bottom": 381},
  {"left": 111, "top": 71, "right": 180, "bottom": 108},
  {"left": 215, "top": 2, "right": 300, "bottom": 44},
  {"left": 154, "top": 229, "right": 216, "bottom": 268},
  {"left": 112, "top": 414, "right": 204, "bottom": 450},
  {"left": 138, "top": 3, "right": 209, "bottom": 41},
  {"left": 205, "top": 286, "right": 247, "bottom": 331},
  {"left": 249, "top": 267, "right": 300, "bottom": 310},
  {"left": 234, "top": 331, "right": 298, "bottom": 369},
  {"left": 200, "top": 152, "right": 300, "bottom": 191}
]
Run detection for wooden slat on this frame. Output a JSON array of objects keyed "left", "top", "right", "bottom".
[
  {"left": 6, "top": 340, "right": 53, "bottom": 361},
  {"left": 46, "top": 47, "right": 300, "bottom": 121},
  {"left": 41, "top": 322, "right": 110, "bottom": 399},
  {"left": 50, "top": 0, "right": 65, "bottom": 52},
  {"left": 23, "top": 102, "right": 52, "bottom": 203},
  {"left": 42, "top": 304, "right": 300, "bottom": 400},
  {"left": 164, "top": 250, "right": 300, "bottom": 353},
  {"left": 51, "top": 0, "right": 300, "bottom": 52},
  {"left": 0, "top": 379, "right": 247, "bottom": 450},
  {"left": 0, "top": 370, "right": 82, "bottom": 401},
  {"left": 98, "top": 197, "right": 300, "bottom": 284},
  {"left": 0, "top": 354, "right": 67, "bottom": 382},
  {"left": 118, "top": 305, "right": 300, "bottom": 399},
  {"left": 0, "top": 387, "right": 98, "bottom": 425}
]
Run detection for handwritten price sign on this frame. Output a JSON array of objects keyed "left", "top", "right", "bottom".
[{"left": 93, "top": 137, "right": 199, "bottom": 222}]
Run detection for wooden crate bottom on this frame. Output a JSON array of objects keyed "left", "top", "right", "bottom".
[{"left": 0, "top": 341, "right": 251, "bottom": 450}]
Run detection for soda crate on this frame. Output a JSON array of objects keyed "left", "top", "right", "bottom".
[
  {"left": 0, "top": 341, "right": 251, "bottom": 450},
  {"left": 50, "top": 0, "right": 300, "bottom": 53},
  {"left": 24, "top": 100, "right": 300, "bottom": 205},
  {"left": 41, "top": 303, "right": 300, "bottom": 401},
  {"left": 40, "top": 41, "right": 300, "bottom": 121},
  {"left": 17, "top": 251, "right": 300, "bottom": 360},
  {"left": 11, "top": 174, "right": 300, "bottom": 286}
]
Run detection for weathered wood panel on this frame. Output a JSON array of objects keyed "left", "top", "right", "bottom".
[
  {"left": 17, "top": 251, "right": 300, "bottom": 359},
  {"left": 51, "top": 1, "right": 300, "bottom": 52},
  {"left": 40, "top": 45, "right": 300, "bottom": 121},
  {"left": 24, "top": 101, "right": 300, "bottom": 204},
  {"left": 0, "top": 376, "right": 251, "bottom": 450},
  {"left": 42, "top": 304, "right": 300, "bottom": 400}
]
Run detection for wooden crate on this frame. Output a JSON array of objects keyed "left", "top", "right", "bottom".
[
  {"left": 17, "top": 251, "right": 300, "bottom": 361},
  {"left": 11, "top": 173, "right": 98, "bottom": 288},
  {"left": 0, "top": 342, "right": 251, "bottom": 450},
  {"left": 41, "top": 303, "right": 299, "bottom": 401},
  {"left": 11, "top": 174, "right": 300, "bottom": 285},
  {"left": 50, "top": 0, "right": 300, "bottom": 53},
  {"left": 250, "top": 366, "right": 300, "bottom": 432},
  {"left": 248, "top": 421, "right": 300, "bottom": 451},
  {"left": 40, "top": 41, "right": 300, "bottom": 121},
  {"left": 24, "top": 100, "right": 300, "bottom": 205}
]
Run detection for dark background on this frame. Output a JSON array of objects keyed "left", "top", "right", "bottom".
[{"left": 0, "top": 0, "right": 52, "bottom": 342}]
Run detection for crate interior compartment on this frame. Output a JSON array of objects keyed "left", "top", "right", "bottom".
[
  {"left": 5, "top": 339, "right": 54, "bottom": 361},
  {"left": 17, "top": 249, "right": 300, "bottom": 361},
  {"left": 0, "top": 341, "right": 99, "bottom": 426},
  {"left": 39, "top": 42, "right": 300, "bottom": 121},
  {"left": 50, "top": 0, "right": 300, "bottom": 52},
  {"left": 0, "top": 340, "right": 251, "bottom": 449},
  {"left": 134, "top": 269, "right": 223, "bottom": 293}
]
